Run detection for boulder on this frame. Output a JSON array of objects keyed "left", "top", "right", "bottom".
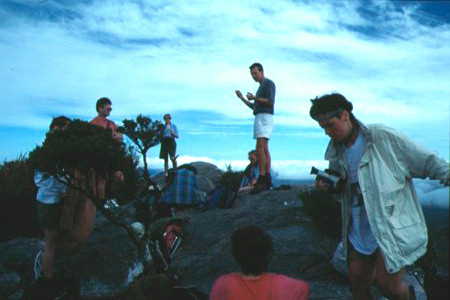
[{"left": 151, "top": 161, "right": 223, "bottom": 194}]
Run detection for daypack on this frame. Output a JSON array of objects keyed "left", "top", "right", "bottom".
[{"left": 206, "top": 185, "right": 237, "bottom": 209}]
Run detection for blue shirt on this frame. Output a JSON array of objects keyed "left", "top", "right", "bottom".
[
  {"left": 345, "top": 132, "right": 378, "bottom": 255},
  {"left": 254, "top": 78, "right": 275, "bottom": 115},
  {"left": 34, "top": 170, "right": 67, "bottom": 204},
  {"left": 240, "top": 164, "right": 260, "bottom": 187},
  {"left": 162, "top": 123, "right": 179, "bottom": 139}
]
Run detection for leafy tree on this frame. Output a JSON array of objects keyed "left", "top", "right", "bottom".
[
  {"left": 118, "top": 115, "right": 163, "bottom": 184},
  {"left": 28, "top": 119, "right": 151, "bottom": 268}
]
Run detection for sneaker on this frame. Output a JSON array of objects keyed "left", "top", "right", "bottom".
[{"left": 34, "top": 250, "right": 43, "bottom": 280}]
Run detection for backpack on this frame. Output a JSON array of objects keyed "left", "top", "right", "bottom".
[{"left": 206, "top": 185, "right": 237, "bottom": 209}]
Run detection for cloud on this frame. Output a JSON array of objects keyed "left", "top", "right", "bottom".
[
  {"left": 145, "top": 154, "right": 328, "bottom": 179},
  {"left": 0, "top": 0, "right": 449, "bottom": 161}
]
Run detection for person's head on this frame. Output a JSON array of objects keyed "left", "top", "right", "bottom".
[
  {"left": 309, "top": 93, "right": 356, "bottom": 143},
  {"left": 248, "top": 150, "right": 257, "bottom": 164},
  {"left": 96, "top": 97, "right": 112, "bottom": 117},
  {"left": 49, "top": 116, "right": 71, "bottom": 131},
  {"left": 231, "top": 225, "right": 273, "bottom": 276},
  {"left": 249, "top": 62, "right": 264, "bottom": 83},
  {"left": 163, "top": 113, "right": 171, "bottom": 124}
]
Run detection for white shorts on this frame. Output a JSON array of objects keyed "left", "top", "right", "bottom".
[{"left": 253, "top": 113, "right": 273, "bottom": 139}]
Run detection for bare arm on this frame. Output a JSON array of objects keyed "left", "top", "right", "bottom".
[
  {"left": 246, "top": 92, "right": 272, "bottom": 106},
  {"left": 235, "top": 90, "right": 254, "bottom": 110}
]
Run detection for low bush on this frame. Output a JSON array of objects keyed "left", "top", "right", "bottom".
[
  {"left": 299, "top": 188, "right": 341, "bottom": 238},
  {"left": 0, "top": 155, "right": 39, "bottom": 241}
]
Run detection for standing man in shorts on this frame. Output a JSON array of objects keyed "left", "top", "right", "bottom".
[
  {"left": 235, "top": 62, "right": 275, "bottom": 193},
  {"left": 159, "top": 113, "right": 179, "bottom": 177}
]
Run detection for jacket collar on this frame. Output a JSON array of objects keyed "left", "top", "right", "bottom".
[{"left": 324, "top": 119, "right": 373, "bottom": 160}]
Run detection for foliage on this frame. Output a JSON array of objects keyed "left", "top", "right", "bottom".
[
  {"left": 29, "top": 119, "right": 127, "bottom": 179},
  {"left": 299, "top": 189, "right": 341, "bottom": 238},
  {"left": 28, "top": 119, "right": 154, "bottom": 267},
  {"left": 0, "top": 155, "right": 39, "bottom": 241},
  {"left": 220, "top": 164, "right": 243, "bottom": 193},
  {"left": 118, "top": 115, "right": 163, "bottom": 182},
  {"left": 112, "top": 145, "right": 141, "bottom": 205}
]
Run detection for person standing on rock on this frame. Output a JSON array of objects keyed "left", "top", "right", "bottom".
[
  {"left": 235, "top": 62, "right": 275, "bottom": 193},
  {"left": 159, "top": 113, "right": 179, "bottom": 177},
  {"left": 310, "top": 93, "right": 449, "bottom": 300},
  {"left": 210, "top": 225, "right": 310, "bottom": 300},
  {"left": 89, "top": 97, "right": 125, "bottom": 201},
  {"left": 32, "top": 116, "right": 100, "bottom": 298}
]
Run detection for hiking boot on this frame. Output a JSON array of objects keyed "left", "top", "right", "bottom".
[
  {"left": 251, "top": 175, "right": 269, "bottom": 194},
  {"left": 266, "top": 173, "right": 273, "bottom": 189}
]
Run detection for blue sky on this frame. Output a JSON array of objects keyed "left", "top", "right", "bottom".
[{"left": 1, "top": 0, "right": 449, "bottom": 179}]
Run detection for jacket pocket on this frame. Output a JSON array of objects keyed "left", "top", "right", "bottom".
[{"left": 388, "top": 213, "right": 427, "bottom": 258}]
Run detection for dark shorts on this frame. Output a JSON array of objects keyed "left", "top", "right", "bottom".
[
  {"left": 36, "top": 202, "right": 62, "bottom": 231},
  {"left": 160, "top": 138, "right": 176, "bottom": 160}
]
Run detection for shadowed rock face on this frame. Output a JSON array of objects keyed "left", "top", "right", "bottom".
[{"left": 0, "top": 162, "right": 447, "bottom": 299}]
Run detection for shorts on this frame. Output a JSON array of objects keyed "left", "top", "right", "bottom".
[
  {"left": 160, "top": 138, "right": 177, "bottom": 160},
  {"left": 254, "top": 113, "right": 273, "bottom": 139},
  {"left": 36, "top": 202, "right": 62, "bottom": 230}
]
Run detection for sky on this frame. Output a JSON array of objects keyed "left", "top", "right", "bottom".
[{"left": 0, "top": 0, "right": 449, "bottom": 179}]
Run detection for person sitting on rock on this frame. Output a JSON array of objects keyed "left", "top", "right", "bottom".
[
  {"left": 238, "top": 150, "right": 260, "bottom": 193},
  {"left": 210, "top": 225, "right": 310, "bottom": 300}
]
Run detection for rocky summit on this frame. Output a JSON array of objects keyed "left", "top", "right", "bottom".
[{"left": 0, "top": 162, "right": 446, "bottom": 299}]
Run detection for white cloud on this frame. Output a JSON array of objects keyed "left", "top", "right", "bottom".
[
  {"left": 0, "top": 0, "right": 449, "bottom": 159},
  {"left": 145, "top": 154, "right": 327, "bottom": 179}
]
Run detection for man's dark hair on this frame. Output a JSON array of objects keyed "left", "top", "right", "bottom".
[
  {"left": 248, "top": 149, "right": 257, "bottom": 156},
  {"left": 231, "top": 225, "right": 273, "bottom": 275},
  {"left": 249, "top": 62, "right": 263, "bottom": 72},
  {"left": 309, "top": 93, "right": 356, "bottom": 122},
  {"left": 96, "top": 97, "right": 112, "bottom": 112},
  {"left": 49, "top": 116, "right": 71, "bottom": 130}
]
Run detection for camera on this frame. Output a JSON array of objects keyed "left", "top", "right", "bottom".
[{"left": 310, "top": 167, "right": 344, "bottom": 192}]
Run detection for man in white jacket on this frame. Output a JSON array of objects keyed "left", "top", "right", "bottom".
[{"left": 310, "top": 93, "right": 449, "bottom": 300}]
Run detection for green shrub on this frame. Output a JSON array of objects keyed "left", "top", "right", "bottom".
[
  {"left": 220, "top": 165, "right": 243, "bottom": 193},
  {"left": 299, "top": 189, "right": 341, "bottom": 238},
  {"left": 0, "top": 155, "right": 39, "bottom": 241}
]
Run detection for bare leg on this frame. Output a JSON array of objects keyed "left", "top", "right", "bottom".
[
  {"left": 264, "top": 139, "right": 271, "bottom": 174},
  {"left": 164, "top": 158, "right": 169, "bottom": 175},
  {"left": 375, "top": 251, "right": 410, "bottom": 300},
  {"left": 42, "top": 229, "right": 59, "bottom": 279},
  {"left": 171, "top": 155, "right": 177, "bottom": 169},
  {"left": 348, "top": 245, "right": 376, "bottom": 300},
  {"left": 256, "top": 138, "right": 267, "bottom": 176}
]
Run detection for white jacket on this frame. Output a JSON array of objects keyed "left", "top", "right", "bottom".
[{"left": 326, "top": 122, "right": 449, "bottom": 273}]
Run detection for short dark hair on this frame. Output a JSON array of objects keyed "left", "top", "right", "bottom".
[
  {"left": 249, "top": 62, "right": 263, "bottom": 72},
  {"left": 163, "top": 113, "right": 171, "bottom": 120},
  {"left": 231, "top": 225, "right": 273, "bottom": 275},
  {"left": 309, "top": 93, "right": 354, "bottom": 121},
  {"left": 96, "top": 97, "right": 112, "bottom": 112},
  {"left": 49, "top": 116, "right": 71, "bottom": 130},
  {"left": 248, "top": 150, "right": 257, "bottom": 156}
]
